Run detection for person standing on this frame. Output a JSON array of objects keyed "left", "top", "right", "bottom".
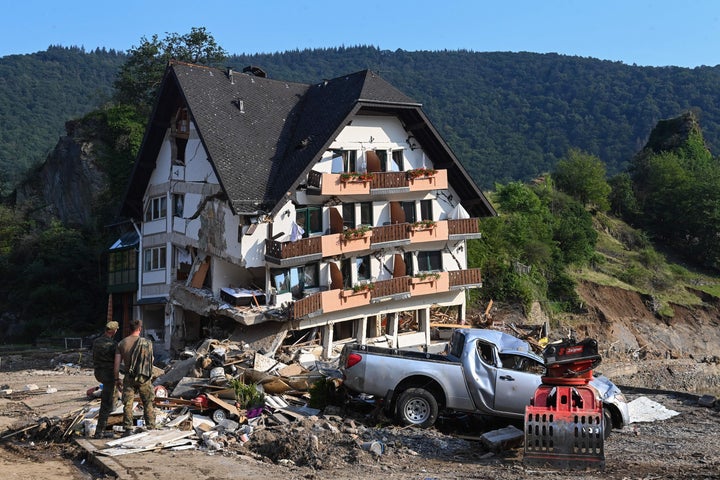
[
  {"left": 114, "top": 319, "right": 156, "bottom": 432},
  {"left": 92, "top": 321, "right": 119, "bottom": 438}
]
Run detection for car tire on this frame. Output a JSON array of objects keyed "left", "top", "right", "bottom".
[
  {"left": 603, "top": 407, "right": 613, "bottom": 439},
  {"left": 397, "top": 387, "right": 439, "bottom": 428},
  {"left": 212, "top": 408, "right": 228, "bottom": 423}
]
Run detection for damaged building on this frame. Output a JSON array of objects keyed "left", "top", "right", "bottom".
[{"left": 108, "top": 61, "right": 496, "bottom": 358}]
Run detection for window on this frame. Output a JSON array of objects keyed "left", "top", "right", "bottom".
[
  {"left": 375, "top": 150, "right": 388, "bottom": 171},
  {"left": 174, "top": 108, "right": 189, "bottom": 165},
  {"left": 176, "top": 108, "right": 189, "bottom": 134},
  {"left": 499, "top": 354, "right": 546, "bottom": 374},
  {"left": 404, "top": 251, "right": 414, "bottom": 276},
  {"left": 391, "top": 150, "right": 404, "bottom": 171},
  {"left": 341, "top": 255, "right": 371, "bottom": 288},
  {"left": 144, "top": 246, "right": 167, "bottom": 271},
  {"left": 357, "top": 255, "right": 371, "bottom": 281},
  {"left": 359, "top": 202, "right": 372, "bottom": 226},
  {"left": 296, "top": 207, "right": 323, "bottom": 237},
  {"left": 420, "top": 200, "right": 433, "bottom": 221},
  {"left": 144, "top": 196, "right": 167, "bottom": 222},
  {"left": 333, "top": 149, "right": 357, "bottom": 173},
  {"left": 417, "top": 250, "right": 442, "bottom": 272},
  {"left": 402, "top": 201, "right": 416, "bottom": 224},
  {"left": 342, "top": 203, "right": 356, "bottom": 229},
  {"left": 173, "top": 194, "right": 184, "bottom": 218},
  {"left": 273, "top": 263, "right": 319, "bottom": 299},
  {"left": 108, "top": 249, "right": 137, "bottom": 287},
  {"left": 477, "top": 341, "right": 497, "bottom": 366},
  {"left": 174, "top": 137, "right": 188, "bottom": 165}
]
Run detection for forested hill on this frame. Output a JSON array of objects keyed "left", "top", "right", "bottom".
[
  {"left": 0, "top": 46, "right": 125, "bottom": 193},
  {"left": 228, "top": 48, "right": 720, "bottom": 187},
  {"left": 3, "top": 45, "right": 720, "bottom": 194}
]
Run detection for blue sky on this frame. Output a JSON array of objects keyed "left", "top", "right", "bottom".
[{"left": 2, "top": 0, "right": 719, "bottom": 67}]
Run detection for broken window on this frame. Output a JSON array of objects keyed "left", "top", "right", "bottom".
[
  {"left": 271, "top": 263, "right": 319, "bottom": 299},
  {"left": 173, "top": 107, "right": 189, "bottom": 165},
  {"left": 340, "top": 255, "right": 371, "bottom": 288},
  {"left": 391, "top": 149, "right": 404, "bottom": 171},
  {"left": 144, "top": 196, "right": 167, "bottom": 222},
  {"left": 357, "top": 255, "right": 371, "bottom": 281},
  {"left": 173, "top": 194, "right": 184, "bottom": 218},
  {"left": 144, "top": 246, "right": 167, "bottom": 271}
]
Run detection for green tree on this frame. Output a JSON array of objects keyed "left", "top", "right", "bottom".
[
  {"left": 113, "top": 27, "right": 227, "bottom": 110},
  {"left": 553, "top": 149, "right": 611, "bottom": 211}
]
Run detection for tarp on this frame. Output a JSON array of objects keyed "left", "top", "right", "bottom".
[{"left": 449, "top": 203, "right": 470, "bottom": 219}]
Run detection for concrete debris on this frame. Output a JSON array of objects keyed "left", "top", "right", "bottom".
[
  {"left": 628, "top": 396, "right": 681, "bottom": 423},
  {"left": 480, "top": 425, "right": 524, "bottom": 452}
]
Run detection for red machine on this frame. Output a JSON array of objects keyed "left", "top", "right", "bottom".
[{"left": 524, "top": 337, "right": 605, "bottom": 469}]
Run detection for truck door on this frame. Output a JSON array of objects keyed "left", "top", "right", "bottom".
[{"left": 492, "top": 353, "right": 544, "bottom": 415}]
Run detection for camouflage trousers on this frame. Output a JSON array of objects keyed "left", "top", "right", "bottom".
[
  {"left": 93, "top": 368, "right": 117, "bottom": 433},
  {"left": 121, "top": 375, "right": 156, "bottom": 429}
]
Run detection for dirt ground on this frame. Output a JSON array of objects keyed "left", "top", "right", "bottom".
[{"left": 2, "top": 282, "right": 720, "bottom": 479}]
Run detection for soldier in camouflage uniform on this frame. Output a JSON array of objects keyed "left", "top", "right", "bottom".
[
  {"left": 92, "top": 321, "right": 119, "bottom": 438},
  {"left": 114, "top": 319, "right": 155, "bottom": 431}
]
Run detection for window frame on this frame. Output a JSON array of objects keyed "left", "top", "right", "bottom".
[
  {"left": 417, "top": 250, "right": 442, "bottom": 272},
  {"left": 144, "top": 196, "right": 167, "bottom": 222},
  {"left": 143, "top": 246, "right": 167, "bottom": 271}
]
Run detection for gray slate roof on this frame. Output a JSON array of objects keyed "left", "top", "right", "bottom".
[{"left": 121, "top": 62, "right": 495, "bottom": 219}]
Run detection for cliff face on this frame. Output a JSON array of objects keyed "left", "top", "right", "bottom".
[{"left": 14, "top": 118, "right": 109, "bottom": 228}]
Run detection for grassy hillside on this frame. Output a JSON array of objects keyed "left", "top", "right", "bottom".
[{"left": 573, "top": 212, "right": 720, "bottom": 316}]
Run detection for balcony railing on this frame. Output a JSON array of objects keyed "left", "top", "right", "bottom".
[
  {"left": 371, "top": 223, "right": 410, "bottom": 247},
  {"left": 371, "top": 276, "right": 410, "bottom": 300},
  {"left": 265, "top": 237, "right": 322, "bottom": 266},
  {"left": 268, "top": 218, "right": 482, "bottom": 265},
  {"left": 292, "top": 270, "right": 482, "bottom": 320},
  {"left": 449, "top": 268, "right": 483, "bottom": 288},
  {"left": 447, "top": 218, "right": 482, "bottom": 240},
  {"left": 319, "top": 170, "right": 448, "bottom": 196}
]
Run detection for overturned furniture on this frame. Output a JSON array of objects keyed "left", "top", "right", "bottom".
[{"left": 524, "top": 337, "right": 605, "bottom": 469}]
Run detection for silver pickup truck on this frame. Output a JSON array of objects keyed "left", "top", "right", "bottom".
[{"left": 340, "top": 328, "right": 630, "bottom": 433}]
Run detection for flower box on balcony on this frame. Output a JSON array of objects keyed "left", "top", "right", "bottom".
[
  {"left": 409, "top": 220, "right": 437, "bottom": 231},
  {"left": 340, "top": 172, "right": 374, "bottom": 183},
  {"left": 406, "top": 167, "right": 437, "bottom": 180},
  {"left": 342, "top": 225, "right": 372, "bottom": 241},
  {"left": 412, "top": 272, "right": 441, "bottom": 283}
]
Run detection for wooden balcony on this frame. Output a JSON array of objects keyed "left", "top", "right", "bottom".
[
  {"left": 371, "top": 223, "right": 410, "bottom": 249},
  {"left": 265, "top": 237, "right": 322, "bottom": 266},
  {"left": 267, "top": 218, "right": 482, "bottom": 267},
  {"left": 292, "top": 270, "right": 480, "bottom": 320},
  {"left": 447, "top": 218, "right": 482, "bottom": 240},
  {"left": 317, "top": 170, "right": 448, "bottom": 197},
  {"left": 449, "top": 268, "right": 483, "bottom": 288},
  {"left": 370, "top": 276, "right": 411, "bottom": 302}
]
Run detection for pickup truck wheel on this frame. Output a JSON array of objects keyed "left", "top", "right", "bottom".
[
  {"left": 397, "top": 388, "right": 438, "bottom": 428},
  {"left": 603, "top": 408, "right": 613, "bottom": 439}
]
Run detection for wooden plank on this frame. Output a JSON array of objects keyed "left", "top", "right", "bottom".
[
  {"left": 204, "top": 393, "right": 240, "bottom": 417},
  {"left": 190, "top": 260, "right": 209, "bottom": 288}
]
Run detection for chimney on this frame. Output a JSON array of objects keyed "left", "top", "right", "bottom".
[{"left": 227, "top": 67, "right": 234, "bottom": 84}]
